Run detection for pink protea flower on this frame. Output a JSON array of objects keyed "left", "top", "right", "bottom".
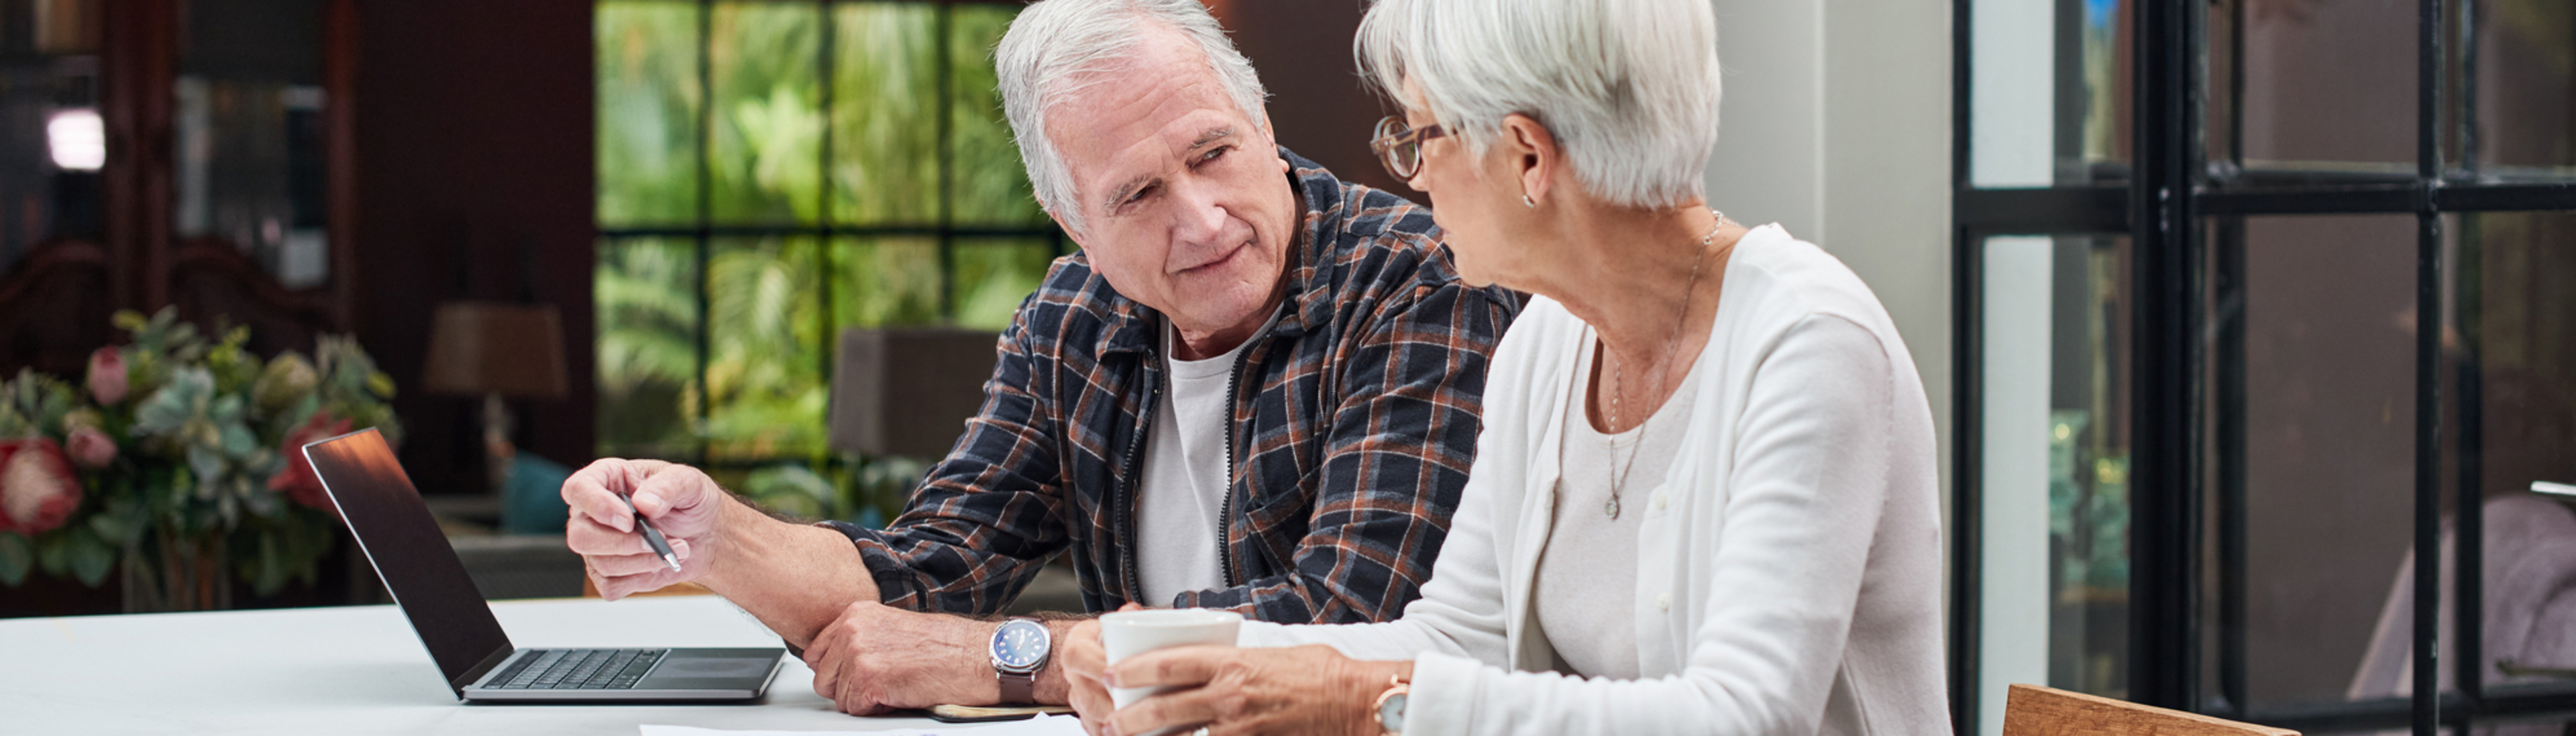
[
  {"left": 86, "top": 348, "right": 128, "bottom": 405},
  {"left": 64, "top": 426, "right": 117, "bottom": 470},
  {"left": 0, "top": 438, "right": 82, "bottom": 535},
  {"left": 269, "top": 413, "right": 354, "bottom": 512}
]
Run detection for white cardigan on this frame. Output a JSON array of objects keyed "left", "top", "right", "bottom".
[{"left": 1238, "top": 225, "right": 1947, "bottom": 736}]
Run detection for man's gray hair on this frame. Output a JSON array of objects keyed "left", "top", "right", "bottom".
[
  {"left": 996, "top": 0, "right": 1270, "bottom": 234},
  {"left": 1356, "top": 0, "right": 1721, "bottom": 209}
]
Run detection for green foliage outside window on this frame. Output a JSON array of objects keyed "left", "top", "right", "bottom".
[{"left": 594, "top": 1, "right": 1057, "bottom": 521}]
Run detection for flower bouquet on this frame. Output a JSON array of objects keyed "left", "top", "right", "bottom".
[{"left": 0, "top": 309, "right": 400, "bottom": 611}]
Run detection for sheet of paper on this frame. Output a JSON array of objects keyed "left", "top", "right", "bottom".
[{"left": 641, "top": 714, "right": 1087, "bottom": 736}]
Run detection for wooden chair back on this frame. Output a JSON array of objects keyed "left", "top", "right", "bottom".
[{"left": 2002, "top": 684, "right": 2300, "bottom": 736}]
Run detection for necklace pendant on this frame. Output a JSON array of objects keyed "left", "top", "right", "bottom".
[{"left": 1605, "top": 495, "right": 1621, "bottom": 519}]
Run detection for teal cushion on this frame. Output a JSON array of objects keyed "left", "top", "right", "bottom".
[{"left": 501, "top": 452, "right": 576, "bottom": 535}]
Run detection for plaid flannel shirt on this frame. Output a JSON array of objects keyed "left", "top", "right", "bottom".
[{"left": 821, "top": 148, "right": 1518, "bottom": 624}]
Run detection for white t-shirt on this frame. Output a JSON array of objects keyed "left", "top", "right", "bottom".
[{"left": 1135, "top": 313, "right": 1279, "bottom": 606}]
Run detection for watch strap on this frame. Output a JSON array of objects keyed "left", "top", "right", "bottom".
[{"left": 999, "top": 668, "right": 1035, "bottom": 704}]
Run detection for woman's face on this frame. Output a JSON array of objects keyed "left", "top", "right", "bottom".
[{"left": 1399, "top": 105, "right": 1534, "bottom": 290}]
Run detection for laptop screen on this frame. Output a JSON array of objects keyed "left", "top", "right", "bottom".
[{"left": 306, "top": 429, "right": 515, "bottom": 692}]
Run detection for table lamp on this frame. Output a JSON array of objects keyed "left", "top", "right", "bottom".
[{"left": 423, "top": 301, "right": 570, "bottom": 494}]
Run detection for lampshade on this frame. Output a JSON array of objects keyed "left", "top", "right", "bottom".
[
  {"left": 828, "top": 327, "right": 1000, "bottom": 458},
  {"left": 423, "top": 301, "right": 570, "bottom": 399}
]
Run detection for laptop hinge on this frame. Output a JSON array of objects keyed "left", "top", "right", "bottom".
[{"left": 452, "top": 646, "right": 519, "bottom": 696}]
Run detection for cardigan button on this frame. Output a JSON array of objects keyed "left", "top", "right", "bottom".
[
  {"left": 1652, "top": 492, "right": 1668, "bottom": 511},
  {"left": 1657, "top": 593, "right": 1672, "bottom": 612}
]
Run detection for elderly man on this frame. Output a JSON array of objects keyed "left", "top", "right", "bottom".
[{"left": 561, "top": 0, "right": 1516, "bottom": 716}]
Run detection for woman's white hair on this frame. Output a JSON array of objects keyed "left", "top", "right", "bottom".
[
  {"left": 1357, "top": 0, "right": 1721, "bottom": 209},
  {"left": 996, "top": 0, "right": 1270, "bottom": 234}
]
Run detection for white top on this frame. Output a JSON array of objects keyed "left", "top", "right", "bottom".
[
  {"left": 1237, "top": 225, "right": 1947, "bottom": 736},
  {"left": 1136, "top": 313, "right": 1276, "bottom": 605},
  {"left": 1532, "top": 337, "right": 1701, "bottom": 680}
]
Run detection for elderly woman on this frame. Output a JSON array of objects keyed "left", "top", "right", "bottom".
[{"left": 1056, "top": 0, "right": 1946, "bottom": 733}]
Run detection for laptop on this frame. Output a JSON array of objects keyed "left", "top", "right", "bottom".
[{"left": 306, "top": 428, "right": 785, "bottom": 702}]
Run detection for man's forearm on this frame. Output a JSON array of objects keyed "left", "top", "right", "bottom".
[{"left": 697, "top": 495, "right": 882, "bottom": 647}]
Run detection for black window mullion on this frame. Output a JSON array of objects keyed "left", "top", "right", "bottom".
[
  {"left": 2454, "top": 209, "right": 2486, "bottom": 713},
  {"left": 1958, "top": 187, "right": 2129, "bottom": 235},
  {"left": 818, "top": 0, "right": 838, "bottom": 407},
  {"left": 2126, "top": 0, "right": 2205, "bottom": 713},
  {"left": 2408, "top": 1, "right": 2446, "bottom": 736},
  {"left": 2454, "top": 0, "right": 2479, "bottom": 181},
  {"left": 1945, "top": 0, "right": 1980, "bottom": 730},
  {"left": 2213, "top": 212, "right": 2249, "bottom": 719},
  {"left": 934, "top": 3, "right": 955, "bottom": 323},
  {"left": 694, "top": 0, "right": 716, "bottom": 465}
]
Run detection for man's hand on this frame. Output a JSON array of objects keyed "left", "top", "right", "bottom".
[
  {"left": 802, "top": 601, "right": 1004, "bottom": 715},
  {"left": 563, "top": 458, "right": 732, "bottom": 599}
]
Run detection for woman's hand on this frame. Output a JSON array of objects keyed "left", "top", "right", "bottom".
[
  {"left": 1059, "top": 609, "right": 1128, "bottom": 735},
  {"left": 1101, "top": 644, "right": 1407, "bottom": 736}
]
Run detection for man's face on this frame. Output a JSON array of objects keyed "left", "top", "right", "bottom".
[{"left": 1045, "top": 28, "right": 1297, "bottom": 347}]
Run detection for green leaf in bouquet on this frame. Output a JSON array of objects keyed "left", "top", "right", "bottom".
[
  {"left": 112, "top": 309, "right": 148, "bottom": 332},
  {"left": 101, "top": 496, "right": 149, "bottom": 547},
  {"left": 66, "top": 527, "right": 113, "bottom": 587},
  {"left": 241, "top": 481, "right": 280, "bottom": 519},
  {"left": 35, "top": 529, "right": 70, "bottom": 577},
  {"left": 29, "top": 376, "right": 76, "bottom": 434},
  {"left": 252, "top": 353, "right": 318, "bottom": 415},
  {"left": 0, "top": 401, "right": 25, "bottom": 438},
  {"left": 209, "top": 393, "right": 244, "bottom": 425},
  {"left": 242, "top": 447, "right": 278, "bottom": 478},
  {"left": 220, "top": 423, "right": 257, "bottom": 459},
  {"left": 0, "top": 532, "right": 32, "bottom": 586},
  {"left": 264, "top": 394, "right": 321, "bottom": 443},
  {"left": 187, "top": 446, "right": 226, "bottom": 496},
  {"left": 166, "top": 323, "right": 206, "bottom": 362},
  {"left": 248, "top": 531, "right": 284, "bottom": 596},
  {"left": 133, "top": 368, "right": 211, "bottom": 436},
  {"left": 88, "top": 509, "right": 127, "bottom": 544}
]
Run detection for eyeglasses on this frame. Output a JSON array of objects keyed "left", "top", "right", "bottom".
[{"left": 1368, "top": 115, "right": 1448, "bottom": 181}]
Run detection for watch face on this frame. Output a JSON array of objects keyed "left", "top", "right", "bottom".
[
  {"left": 1378, "top": 692, "right": 1407, "bottom": 734},
  {"left": 991, "top": 619, "right": 1050, "bottom": 671}
]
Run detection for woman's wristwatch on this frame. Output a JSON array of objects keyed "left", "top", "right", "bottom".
[
  {"left": 1372, "top": 671, "right": 1411, "bottom": 736},
  {"left": 989, "top": 617, "right": 1051, "bottom": 704}
]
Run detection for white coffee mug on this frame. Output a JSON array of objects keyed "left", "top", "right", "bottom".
[{"left": 1100, "top": 608, "right": 1244, "bottom": 711}]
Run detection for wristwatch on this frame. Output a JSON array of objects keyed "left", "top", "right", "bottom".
[
  {"left": 1373, "top": 672, "right": 1411, "bottom": 736},
  {"left": 989, "top": 617, "right": 1051, "bottom": 704}
]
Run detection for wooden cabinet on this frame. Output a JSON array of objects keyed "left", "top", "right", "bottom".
[{"left": 0, "top": 0, "right": 358, "bottom": 373}]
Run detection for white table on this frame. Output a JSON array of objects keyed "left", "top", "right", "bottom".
[{"left": 0, "top": 596, "right": 1001, "bottom": 735}]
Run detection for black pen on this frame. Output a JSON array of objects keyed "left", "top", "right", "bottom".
[{"left": 615, "top": 492, "right": 684, "bottom": 572}]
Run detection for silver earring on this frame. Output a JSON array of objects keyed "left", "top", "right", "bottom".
[{"left": 1522, "top": 194, "right": 1536, "bottom": 209}]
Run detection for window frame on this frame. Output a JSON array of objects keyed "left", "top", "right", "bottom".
[
  {"left": 1949, "top": 1, "right": 2576, "bottom": 734},
  {"left": 596, "top": 0, "right": 1066, "bottom": 468}
]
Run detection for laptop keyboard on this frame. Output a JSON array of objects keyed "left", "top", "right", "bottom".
[{"left": 486, "top": 649, "right": 669, "bottom": 690}]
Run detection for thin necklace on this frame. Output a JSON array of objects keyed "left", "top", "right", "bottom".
[{"left": 1604, "top": 210, "right": 1727, "bottom": 519}]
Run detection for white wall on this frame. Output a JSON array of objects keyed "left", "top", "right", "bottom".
[{"left": 1705, "top": 0, "right": 1953, "bottom": 537}]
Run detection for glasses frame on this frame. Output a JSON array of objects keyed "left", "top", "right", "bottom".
[{"left": 1368, "top": 115, "right": 1448, "bottom": 181}]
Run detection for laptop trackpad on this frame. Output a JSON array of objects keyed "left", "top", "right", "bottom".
[{"left": 641, "top": 648, "right": 782, "bottom": 687}]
